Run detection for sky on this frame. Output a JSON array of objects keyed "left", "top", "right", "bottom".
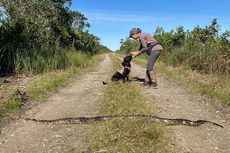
[{"left": 71, "top": 0, "right": 230, "bottom": 51}]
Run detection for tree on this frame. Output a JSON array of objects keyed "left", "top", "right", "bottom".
[
  {"left": 221, "top": 30, "right": 230, "bottom": 43},
  {"left": 154, "top": 26, "right": 164, "bottom": 35},
  {"left": 0, "top": 0, "right": 103, "bottom": 72},
  {"left": 74, "top": 30, "right": 101, "bottom": 54},
  {"left": 0, "top": 6, "right": 3, "bottom": 24},
  {"left": 0, "top": 0, "right": 91, "bottom": 49},
  {"left": 173, "top": 26, "right": 185, "bottom": 46}
]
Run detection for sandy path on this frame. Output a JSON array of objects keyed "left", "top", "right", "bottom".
[
  {"left": 131, "top": 62, "right": 230, "bottom": 153},
  {"left": 0, "top": 55, "right": 112, "bottom": 153}
]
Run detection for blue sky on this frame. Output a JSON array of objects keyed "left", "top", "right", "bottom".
[{"left": 71, "top": 0, "right": 230, "bottom": 51}]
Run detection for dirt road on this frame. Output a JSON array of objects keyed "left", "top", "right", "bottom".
[
  {"left": 0, "top": 55, "right": 112, "bottom": 153},
  {"left": 132, "top": 62, "right": 230, "bottom": 153},
  {"left": 1, "top": 55, "right": 229, "bottom": 153}
]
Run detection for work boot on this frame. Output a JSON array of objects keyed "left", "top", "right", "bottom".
[
  {"left": 149, "top": 81, "right": 157, "bottom": 87},
  {"left": 144, "top": 71, "right": 157, "bottom": 87},
  {"left": 143, "top": 73, "right": 149, "bottom": 85}
]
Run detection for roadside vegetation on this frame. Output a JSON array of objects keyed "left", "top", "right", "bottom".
[
  {"left": 0, "top": 0, "right": 111, "bottom": 127},
  {"left": 0, "top": 0, "right": 110, "bottom": 74},
  {"left": 119, "top": 19, "right": 230, "bottom": 106},
  {"left": 88, "top": 56, "right": 168, "bottom": 152}
]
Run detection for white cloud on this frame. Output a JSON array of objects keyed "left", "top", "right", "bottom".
[{"left": 83, "top": 11, "right": 172, "bottom": 24}]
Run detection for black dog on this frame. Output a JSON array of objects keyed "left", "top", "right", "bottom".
[{"left": 103, "top": 55, "right": 132, "bottom": 85}]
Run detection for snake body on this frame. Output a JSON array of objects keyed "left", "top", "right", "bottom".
[{"left": 25, "top": 114, "right": 223, "bottom": 128}]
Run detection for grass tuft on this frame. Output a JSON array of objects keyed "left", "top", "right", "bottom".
[
  {"left": 0, "top": 95, "right": 21, "bottom": 126},
  {"left": 99, "top": 83, "right": 149, "bottom": 116}
]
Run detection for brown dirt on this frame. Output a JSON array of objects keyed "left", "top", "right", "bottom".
[
  {"left": 131, "top": 62, "right": 230, "bottom": 153},
  {"left": 0, "top": 55, "right": 112, "bottom": 153}
]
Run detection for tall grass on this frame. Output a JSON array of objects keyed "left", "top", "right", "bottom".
[
  {"left": 160, "top": 39, "right": 230, "bottom": 75},
  {"left": 13, "top": 48, "right": 91, "bottom": 74}
]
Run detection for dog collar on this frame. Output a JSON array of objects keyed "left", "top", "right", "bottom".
[{"left": 124, "top": 66, "right": 131, "bottom": 69}]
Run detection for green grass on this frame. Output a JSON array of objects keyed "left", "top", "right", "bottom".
[
  {"left": 17, "top": 49, "right": 93, "bottom": 74},
  {"left": 26, "top": 71, "right": 71, "bottom": 101},
  {"left": 135, "top": 56, "right": 230, "bottom": 106},
  {"left": 0, "top": 94, "right": 21, "bottom": 126},
  {"left": 88, "top": 56, "right": 168, "bottom": 153},
  {"left": 99, "top": 83, "right": 150, "bottom": 115}
]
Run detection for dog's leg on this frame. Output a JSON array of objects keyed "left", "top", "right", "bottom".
[
  {"left": 126, "top": 75, "right": 130, "bottom": 82},
  {"left": 123, "top": 77, "right": 126, "bottom": 83}
]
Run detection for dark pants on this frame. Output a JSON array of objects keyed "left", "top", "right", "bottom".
[{"left": 146, "top": 50, "right": 161, "bottom": 71}]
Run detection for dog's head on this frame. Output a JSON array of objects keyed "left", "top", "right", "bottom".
[{"left": 122, "top": 55, "right": 132, "bottom": 67}]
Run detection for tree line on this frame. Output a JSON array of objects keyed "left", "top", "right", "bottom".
[
  {"left": 0, "top": 0, "right": 111, "bottom": 73},
  {"left": 119, "top": 19, "right": 230, "bottom": 75}
]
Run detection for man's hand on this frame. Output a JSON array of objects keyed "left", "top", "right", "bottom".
[{"left": 131, "top": 51, "right": 140, "bottom": 58}]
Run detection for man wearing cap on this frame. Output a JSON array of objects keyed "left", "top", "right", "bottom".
[{"left": 129, "top": 28, "right": 163, "bottom": 87}]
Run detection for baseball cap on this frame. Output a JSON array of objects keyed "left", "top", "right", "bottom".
[{"left": 129, "top": 28, "right": 138, "bottom": 38}]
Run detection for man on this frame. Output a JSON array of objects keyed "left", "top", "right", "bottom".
[{"left": 130, "top": 28, "right": 163, "bottom": 87}]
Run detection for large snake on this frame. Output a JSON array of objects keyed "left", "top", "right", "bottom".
[{"left": 24, "top": 114, "right": 223, "bottom": 128}]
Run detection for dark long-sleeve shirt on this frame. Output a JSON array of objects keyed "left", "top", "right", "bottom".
[{"left": 138, "top": 32, "right": 163, "bottom": 53}]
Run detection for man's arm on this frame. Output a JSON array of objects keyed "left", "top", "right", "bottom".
[
  {"left": 131, "top": 51, "right": 142, "bottom": 58},
  {"left": 131, "top": 36, "right": 148, "bottom": 58},
  {"left": 138, "top": 36, "right": 148, "bottom": 53}
]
